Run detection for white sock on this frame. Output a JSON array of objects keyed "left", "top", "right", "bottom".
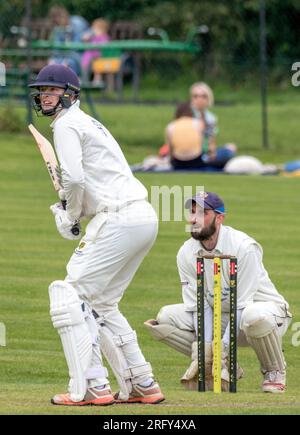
[{"left": 138, "top": 378, "right": 153, "bottom": 388}]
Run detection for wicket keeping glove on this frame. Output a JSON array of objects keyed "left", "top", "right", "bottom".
[
  {"left": 181, "top": 341, "right": 213, "bottom": 390},
  {"left": 50, "top": 203, "right": 81, "bottom": 240},
  {"left": 212, "top": 341, "right": 244, "bottom": 392}
]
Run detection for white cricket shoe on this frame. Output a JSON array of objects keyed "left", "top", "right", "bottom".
[{"left": 262, "top": 370, "right": 286, "bottom": 393}]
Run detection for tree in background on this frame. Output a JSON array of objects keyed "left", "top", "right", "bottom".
[{"left": 1, "top": 0, "right": 299, "bottom": 84}]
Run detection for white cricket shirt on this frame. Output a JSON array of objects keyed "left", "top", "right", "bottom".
[
  {"left": 177, "top": 225, "right": 289, "bottom": 313},
  {"left": 50, "top": 101, "right": 147, "bottom": 220}
]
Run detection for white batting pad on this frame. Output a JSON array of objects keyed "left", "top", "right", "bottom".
[
  {"left": 144, "top": 319, "right": 195, "bottom": 356},
  {"left": 49, "top": 280, "right": 93, "bottom": 402},
  {"left": 99, "top": 325, "right": 153, "bottom": 400}
]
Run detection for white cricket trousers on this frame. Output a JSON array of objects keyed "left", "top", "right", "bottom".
[
  {"left": 64, "top": 200, "right": 158, "bottom": 374},
  {"left": 65, "top": 200, "right": 158, "bottom": 314}
]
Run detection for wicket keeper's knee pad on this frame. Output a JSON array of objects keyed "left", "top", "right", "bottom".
[
  {"left": 156, "top": 304, "right": 183, "bottom": 325},
  {"left": 240, "top": 305, "right": 276, "bottom": 337}
]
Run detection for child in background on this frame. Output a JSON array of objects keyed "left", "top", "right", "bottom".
[{"left": 81, "top": 19, "right": 110, "bottom": 84}]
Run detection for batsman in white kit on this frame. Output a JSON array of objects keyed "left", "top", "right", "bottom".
[
  {"left": 145, "top": 191, "right": 292, "bottom": 393},
  {"left": 29, "top": 64, "right": 164, "bottom": 406}
]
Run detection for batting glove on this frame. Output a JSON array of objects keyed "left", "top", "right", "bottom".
[{"left": 50, "top": 203, "right": 81, "bottom": 240}]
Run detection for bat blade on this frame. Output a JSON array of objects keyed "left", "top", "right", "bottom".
[
  {"left": 28, "top": 123, "right": 62, "bottom": 192},
  {"left": 28, "top": 124, "right": 81, "bottom": 237}
]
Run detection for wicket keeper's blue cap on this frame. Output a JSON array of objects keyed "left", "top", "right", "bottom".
[{"left": 185, "top": 191, "right": 225, "bottom": 214}]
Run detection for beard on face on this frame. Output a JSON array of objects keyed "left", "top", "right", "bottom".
[{"left": 191, "top": 216, "right": 217, "bottom": 241}]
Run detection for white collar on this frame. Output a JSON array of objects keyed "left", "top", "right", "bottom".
[{"left": 50, "top": 100, "right": 80, "bottom": 129}]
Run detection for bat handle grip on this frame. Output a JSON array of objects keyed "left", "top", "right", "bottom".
[{"left": 61, "top": 200, "right": 81, "bottom": 236}]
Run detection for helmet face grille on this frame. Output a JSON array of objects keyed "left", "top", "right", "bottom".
[{"left": 29, "top": 89, "right": 79, "bottom": 117}]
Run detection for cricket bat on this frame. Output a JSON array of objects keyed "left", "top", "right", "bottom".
[{"left": 28, "top": 124, "right": 80, "bottom": 236}]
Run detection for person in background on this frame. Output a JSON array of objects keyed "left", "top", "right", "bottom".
[
  {"left": 165, "top": 103, "right": 204, "bottom": 169},
  {"left": 47, "top": 4, "right": 89, "bottom": 74},
  {"left": 165, "top": 101, "right": 235, "bottom": 170},
  {"left": 189, "top": 82, "right": 216, "bottom": 142},
  {"left": 189, "top": 82, "right": 236, "bottom": 167},
  {"left": 159, "top": 82, "right": 236, "bottom": 170},
  {"left": 81, "top": 18, "right": 110, "bottom": 85}
]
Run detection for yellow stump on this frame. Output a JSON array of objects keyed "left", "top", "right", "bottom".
[{"left": 213, "top": 257, "right": 222, "bottom": 393}]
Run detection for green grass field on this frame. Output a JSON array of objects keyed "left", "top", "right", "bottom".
[{"left": 0, "top": 101, "right": 300, "bottom": 415}]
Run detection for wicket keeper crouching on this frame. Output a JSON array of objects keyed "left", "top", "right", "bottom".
[
  {"left": 29, "top": 65, "right": 164, "bottom": 406},
  {"left": 145, "top": 191, "right": 292, "bottom": 393}
]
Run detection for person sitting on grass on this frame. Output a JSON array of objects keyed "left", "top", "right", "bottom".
[{"left": 165, "top": 101, "right": 236, "bottom": 170}]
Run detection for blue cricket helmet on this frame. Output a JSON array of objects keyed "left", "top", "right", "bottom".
[
  {"left": 28, "top": 64, "right": 80, "bottom": 116},
  {"left": 28, "top": 64, "right": 80, "bottom": 92}
]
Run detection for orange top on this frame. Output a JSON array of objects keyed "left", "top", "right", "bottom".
[{"left": 166, "top": 117, "right": 203, "bottom": 160}]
